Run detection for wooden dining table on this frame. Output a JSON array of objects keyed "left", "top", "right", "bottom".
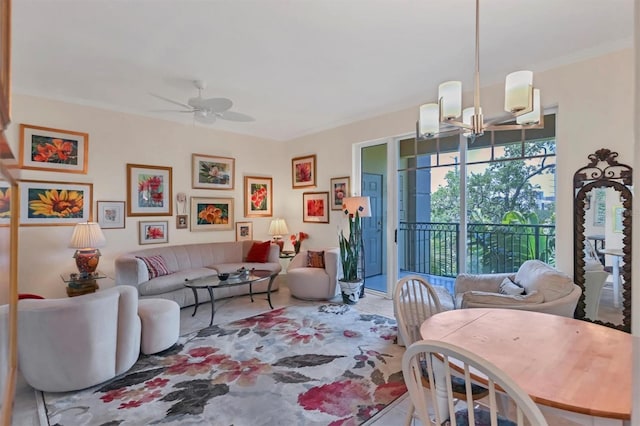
[{"left": 420, "top": 308, "right": 632, "bottom": 425}]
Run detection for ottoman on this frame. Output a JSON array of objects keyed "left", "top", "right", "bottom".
[{"left": 137, "top": 298, "right": 180, "bottom": 355}]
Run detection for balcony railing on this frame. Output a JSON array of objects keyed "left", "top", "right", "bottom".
[{"left": 398, "top": 221, "right": 555, "bottom": 277}]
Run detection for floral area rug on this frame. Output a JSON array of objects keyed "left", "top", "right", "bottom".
[{"left": 41, "top": 304, "right": 407, "bottom": 426}]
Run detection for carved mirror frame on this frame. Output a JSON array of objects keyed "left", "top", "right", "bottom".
[{"left": 573, "top": 148, "right": 632, "bottom": 332}]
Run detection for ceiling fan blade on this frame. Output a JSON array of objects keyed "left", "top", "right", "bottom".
[
  {"left": 217, "top": 110, "right": 255, "bottom": 122},
  {"left": 149, "top": 109, "right": 194, "bottom": 113},
  {"left": 194, "top": 111, "right": 217, "bottom": 124},
  {"left": 189, "top": 97, "right": 233, "bottom": 112},
  {"left": 149, "top": 93, "right": 194, "bottom": 110}
]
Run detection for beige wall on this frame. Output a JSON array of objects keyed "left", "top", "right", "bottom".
[{"left": 6, "top": 48, "right": 635, "bottom": 300}]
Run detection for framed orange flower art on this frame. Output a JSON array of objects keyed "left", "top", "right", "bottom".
[
  {"left": 292, "top": 154, "right": 316, "bottom": 189},
  {"left": 190, "top": 197, "right": 234, "bottom": 231},
  {"left": 19, "top": 124, "right": 89, "bottom": 174},
  {"left": 244, "top": 176, "right": 272, "bottom": 218},
  {"left": 303, "top": 191, "right": 329, "bottom": 224},
  {"left": 18, "top": 180, "right": 92, "bottom": 226}
]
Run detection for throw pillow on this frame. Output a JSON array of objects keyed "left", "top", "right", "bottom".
[
  {"left": 246, "top": 241, "right": 271, "bottom": 263},
  {"left": 307, "top": 250, "right": 325, "bottom": 268},
  {"left": 136, "top": 255, "right": 171, "bottom": 279},
  {"left": 498, "top": 277, "right": 525, "bottom": 295}
]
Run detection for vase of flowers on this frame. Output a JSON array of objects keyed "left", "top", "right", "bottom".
[{"left": 290, "top": 232, "right": 308, "bottom": 254}]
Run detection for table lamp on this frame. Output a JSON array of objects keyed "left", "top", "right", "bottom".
[
  {"left": 69, "top": 222, "right": 106, "bottom": 277},
  {"left": 268, "top": 218, "right": 289, "bottom": 251}
]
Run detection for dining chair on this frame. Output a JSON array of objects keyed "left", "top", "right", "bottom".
[
  {"left": 394, "top": 275, "right": 488, "bottom": 425},
  {"left": 403, "top": 340, "right": 549, "bottom": 426}
]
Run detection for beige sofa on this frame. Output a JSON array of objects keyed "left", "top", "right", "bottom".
[
  {"left": 115, "top": 241, "right": 281, "bottom": 307},
  {"left": 454, "top": 260, "right": 581, "bottom": 317}
]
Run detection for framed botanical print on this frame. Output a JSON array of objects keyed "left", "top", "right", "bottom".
[
  {"left": 330, "top": 176, "right": 350, "bottom": 210},
  {"left": 138, "top": 221, "right": 169, "bottom": 245},
  {"left": 18, "top": 180, "right": 92, "bottom": 226},
  {"left": 0, "top": 181, "right": 9, "bottom": 226},
  {"left": 303, "top": 191, "right": 330, "bottom": 223},
  {"left": 192, "top": 153, "right": 235, "bottom": 190},
  {"left": 292, "top": 154, "right": 316, "bottom": 188},
  {"left": 96, "top": 200, "right": 125, "bottom": 229},
  {"left": 235, "top": 221, "right": 253, "bottom": 241},
  {"left": 244, "top": 176, "right": 272, "bottom": 217},
  {"left": 19, "top": 124, "right": 89, "bottom": 174},
  {"left": 190, "top": 197, "right": 234, "bottom": 231},
  {"left": 127, "top": 164, "right": 173, "bottom": 217}
]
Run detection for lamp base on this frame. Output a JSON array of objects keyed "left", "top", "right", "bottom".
[
  {"left": 273, "top": 239, "right": 284, "bottom": 252},
  {"left": 74, "top": 249, "right": 101, "bottom": 278}
]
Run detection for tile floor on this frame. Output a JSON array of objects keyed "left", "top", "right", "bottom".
[{"left": 11, "top": 276, "right": 422, "bottom": 426}]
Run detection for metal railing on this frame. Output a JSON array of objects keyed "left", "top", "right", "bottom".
[{"left": 398, "top": 221, "right": 555, "bottom": 277}]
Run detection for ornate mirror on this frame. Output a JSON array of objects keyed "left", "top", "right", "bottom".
[{"left": 573, "top": 149, "right": 632, "bottom": 332}]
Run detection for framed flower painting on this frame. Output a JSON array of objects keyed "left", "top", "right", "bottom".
[
  {"left": 127, "top": 164, "right": 173, "bottom": 217},
  {"left": 191, "top": 197, "right": 234, "bottom": 231},
  {"left": 0, "top": 181, "right": 10, "bottom": 226},
  {"left": 235, "top": 221, "right": 253, "bottom": 241},
  {"left": 303, "top": 191, "right": 329, "bottom": 223},
  {"left": 18, "top": 180, "right": 93, "bottom": 226},
  {"left": 19, "top": 124, "right": 88, "bottom": 174},
  {"left": 330, "top": 176, "right": 350, "bottom": 210},
  {"left": 244, "top": 176, "right": 272, "bottom": 217},
  {"left": 138, "top": 221, "right": 168, "bottom": 245},
  {"left": 192, "top": 153, "right": 235, "bottom": 190},
  {"left": 291, "top": 154, "right": 316, "bottom": 188},
  {"left": 96, "top": 200, "right": 125, "bottom": 229}
]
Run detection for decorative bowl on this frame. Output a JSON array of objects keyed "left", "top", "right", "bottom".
[{"left": 217, "top": 273, "right": 229, "bottom": 281}]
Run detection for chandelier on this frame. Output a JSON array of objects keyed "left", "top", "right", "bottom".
[{"left": 417, "top": 0, "right": 543, "bottom": 141}]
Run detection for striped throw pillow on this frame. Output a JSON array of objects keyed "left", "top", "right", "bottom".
[{"left": 136, "top": 255, "right": 171, "bottom": 279}]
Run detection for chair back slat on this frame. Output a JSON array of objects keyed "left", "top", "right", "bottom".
[
  {"left": 403, "top": 340, "right": 549, "bottom": 426},
  {"left": 394, "top": 275, "right": 443, "bottom": 346}
]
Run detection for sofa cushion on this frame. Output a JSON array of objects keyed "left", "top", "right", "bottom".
[
  {"left": 307, "top": 251, "right": 325, "bottom": 268},
  {"left": 246, "top": 241, "right": 271, "bottom": 263},
  {"left": 136, "top": 255, "right": 171, "bottom": 279},
  {"left": 499, "top": 277, "right": 525, "bottom": 295},
  {"left": 460, "top": 290, "right": 544, "bottom": 309},
  {"left": 515, "top": 260, "right": 574, "bottom": 302},
  {"left": 138, "top": 268, "right": 217, "bottom": 296}
]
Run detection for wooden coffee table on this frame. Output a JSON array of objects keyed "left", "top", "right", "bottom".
[{"left": 183, "top": 269, "right": 277, "bottom": 326}]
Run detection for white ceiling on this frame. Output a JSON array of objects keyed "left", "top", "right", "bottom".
[{"left": 12, "top": 0, "right": 634, "bottom": 141}]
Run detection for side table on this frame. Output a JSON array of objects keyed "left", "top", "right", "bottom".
[{"left": 61, "top": 271, "right": 108, "bottom": 297}]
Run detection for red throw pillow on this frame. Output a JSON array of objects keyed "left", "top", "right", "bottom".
[{"left": 246, "top": 241, "right": 271, "bottom": 263}]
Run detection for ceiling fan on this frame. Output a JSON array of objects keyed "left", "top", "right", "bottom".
[{"left": 150, "top": 80, "right": 254, "bottom": 124}]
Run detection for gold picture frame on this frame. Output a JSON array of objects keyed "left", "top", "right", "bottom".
[{"left": 19, "top": 124, "right": 89, "bottom": 174}]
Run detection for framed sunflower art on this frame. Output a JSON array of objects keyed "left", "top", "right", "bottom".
[
  {"left": 18, "top": 180, "right": 92, "bottom": 226},
  {"left": 190, "top": 197, "right": 234, "bottom": 231}
]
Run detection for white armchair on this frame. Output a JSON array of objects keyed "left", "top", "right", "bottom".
[
  {"left": 16, "top": 286, "right": 178, "bottom": 392},
  {"left": 454, "top": 260, "right": 582, "bottom": 317},
  {"left": 286, "top": 248, "right": 340, "bottom": 300}
]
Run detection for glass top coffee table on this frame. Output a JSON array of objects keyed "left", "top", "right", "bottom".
[{"left": 183, "top": 269, "right": 278, "bottom": 326}]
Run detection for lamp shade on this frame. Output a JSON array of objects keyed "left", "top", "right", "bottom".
[
  {"left": 419, "top": 103, "right": 439, "bottom": 136},
  {"left": 504, "top": 70, "right": 533, "bottom": 113},
  {"left": 516, "top": 88, "right": 541, "bottom": 125},
  {"left": 268, "top": 218, "right": 289, "bottom": 237},
  {"left": 438, "top": 81, "right": 462, "bottom": 119},
  {"left": 342, "top": 196, "right": 371, "bottom": 218},
  {"left": 69, "top": 222, "right": 106, "bottom": 249}
]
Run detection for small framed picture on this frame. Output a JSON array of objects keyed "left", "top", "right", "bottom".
[
  {"left": 176, "top": 214, "right": 188, "bottom": 229},
  {"left": 96, "top": 201, "right": 125, "bottom": 229},
  {"left": 19, "top": 124, "right": 89, "bottom": 174},
  {"left": 139, "top": 221, "right": 169, "bottom": 245},
  {"left": 244, "top": 176, "right": 273, "bottom": 217},
  {"left": 0, "top": 181, "right": 10, "bottom": 227},
  {"left": 330, "top": 176, "right": 350, "bottom": 210},
  {"left": 192, "top": 153, "right": 235, "bottom": 190},
  {"left": 127, "top": 163, "right": 173, "bottom": 217},
  {"left": 292, "top": 154, "right": 316, "bottom": 188},
  {"left": 18, "top": 180, "right": 93, "bottom": 226},
  {"left": 191, "top": 197, "right": 234, "bottom": 231},
  {"left": 235, "top": 221, "right": 253, "bottom": 241},
  {"left": 303, "top": 191, "right": 330, "bottom": 223}
]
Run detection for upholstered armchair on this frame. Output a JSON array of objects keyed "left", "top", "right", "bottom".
[
  {"left": 454, "top": 260, "right": 582, "bottom": 318},
  {"left": 16, "top": 286, "right": 179, "bottom": 392},
  {"left": 286, "top": 248, "right": 340, "bottom": 300}
]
